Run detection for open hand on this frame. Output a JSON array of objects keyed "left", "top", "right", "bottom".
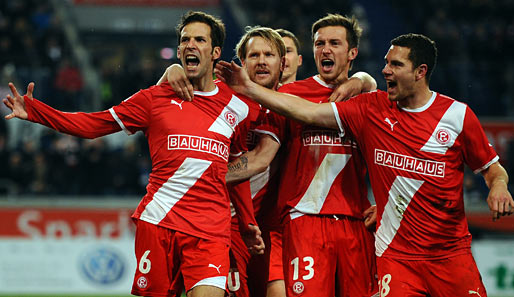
[
  {"left": 214, "top": 60, "right": 251, "bottom": 95},
  {"left": 3, "top": 82, "right": 34, "bottom": 120}
]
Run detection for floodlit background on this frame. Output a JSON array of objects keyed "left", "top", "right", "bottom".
[{"left": 0, "top": 0, "right": 513, "bottom": 296}]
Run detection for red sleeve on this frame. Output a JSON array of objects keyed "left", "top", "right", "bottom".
[
  {"left": 333, "top": 92, "right": 372, "bottom": 139},
  {"left": 461, "top": 106, "right": 499, "bottom": 173},
  {"left": 254, "top": 110, "right": 286, "bottom": 145},
  {"left": 228, "top": 180, "right": 257, "bottom": 231},
  {"left": 25, "top": 89, "right": 152, "bottom": 138},
  {"left": 26, "top": 96, "right": 122, "bottom": 138}
]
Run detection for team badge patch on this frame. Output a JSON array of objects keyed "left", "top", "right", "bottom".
[
  {"left": 224, "top": 111, "right": 238, "bottom": 127},
  {"left": 292, "top": 281, "right": 304, "bottom": 294},
  {"left": 435, "top": 128, "right": 451, "bottom": 145},
  {"left": 137, "top": 276, "right": 148, "bottom": 289}
]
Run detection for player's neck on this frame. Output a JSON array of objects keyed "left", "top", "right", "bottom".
[
  {"left": 191, "top": 74, "right": 216, "bottom": 92},
  {"left": 281, "top": 75, "right": 296, "bottom": 85},
  {"left": 318, "top": 72, "right": 349, "bottom": 86},
  {"left": 398, "top": 86, "right": 432, "bottom": 110}
]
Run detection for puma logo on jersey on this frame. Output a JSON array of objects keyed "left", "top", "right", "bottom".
[
  {"left": 171, "top": 99, "right": 184, "bottom": 110},
  {"left": 208, "top": 263, "right": 222, "bottom": 274},
  {"left": 384, "top": 117, "right": 398, "bottom": 131},
  {"left": 468, "top": 288, "right": 482, "bottom": 296}
]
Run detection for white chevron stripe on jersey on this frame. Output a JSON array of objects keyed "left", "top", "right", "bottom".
[
  {"left": 250, "top": 166, "right": 270, "bottom": 199},
  {"left": 420, "top": 100, "right": 466, "bottom": 154},
  {"left": 208, "top": 95, "right": 249, "bottom": 138},
  {"left": 139, "top": 157, "right": 212, "bottom": 223},
  {"left": 375, "top": 176, "right": 424, "bottom": 257},
  {"left": 292, "top": 153, "right": 351, "bottom": 216}
]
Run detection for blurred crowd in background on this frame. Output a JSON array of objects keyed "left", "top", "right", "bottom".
[{"left": 0, "top": 0, "right": 512, "bottom": 198}]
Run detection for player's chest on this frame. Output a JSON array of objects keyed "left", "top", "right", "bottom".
[
  {"left": 365, "top": 108, "right": 463, "bottom": 163},
  {"left": 150, "top": 98, "right": 242, "bottom": 138}
]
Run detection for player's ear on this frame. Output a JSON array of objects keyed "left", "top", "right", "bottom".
[
  {"left": 280, "top": 56, "right": 286, "bottom": 72},
  {"left": 415, "top": 64, "right": 428, "bottom": 81},
  {"left": 348, "top": 47, "right": 358, "bottom": 62},
  {"left": 212, "top": 46, "right": 221, "bottom": 61},
  {"left": 298, "top": 54, "right": 303, "bottom": 66}
]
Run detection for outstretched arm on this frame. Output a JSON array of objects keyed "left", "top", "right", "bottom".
[
  {"left": 226, "top": 134, "right": 280, "bottom": 183},
  {"left": 3, "top": 82, "right": 126, "bottom": 138},
  {"left": 157, "top": 64, "right": 194, "bottom": 101},
  {"left": 215, "top": 61, "right": 337, "bottom": 129},
  {"left": 482, "top": 162, "right": 514, "bottom": 221},
  {"left": 328, "top": 71, "right": 377, "bottom": 102}
]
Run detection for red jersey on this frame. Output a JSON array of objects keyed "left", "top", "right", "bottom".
[
  {"left": 25, "top": 83, "right": 251, "bottom": 244},
  {"left": 265, "top": 76, "right": 370, "bottom": 222},
  {"left": 332, "top": 90, "right": 498, "bottom": 259}
]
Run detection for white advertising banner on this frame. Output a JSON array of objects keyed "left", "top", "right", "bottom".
[
  {"left": 473, "top": 239, "right": 514, "bottom": 297},
  {"left": 0, "top": 207, "right": 136, "bottom": 295}
]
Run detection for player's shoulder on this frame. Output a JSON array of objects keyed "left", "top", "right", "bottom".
[
  {"left": 278, "top": 76, "right": 317, "bottom": 93},
  {"left": 435, "top": 92, "right": 467, "bottom": 106},
  {"left": 144, "top": 83, "right": 175, "bottom": 98},
  {"left": 215, "top": 80, "right": 257, "bottom": 107},
  {"left": 348, "top": 89, "right": 386, "bottom": 103},
  {"left": 431, "top": 92, "right": 472, "bottom": 115}
]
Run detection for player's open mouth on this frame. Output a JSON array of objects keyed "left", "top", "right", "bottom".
[
  {"left": 387, "top": 81, "right": 397, "bottom": 89},
  {"left": 256, "top": 69, "right": 270, "bottom": 78},
  {"left": 185, "top": 55, "right": 200, "bottom": 67},
  {"left": 386, "top": 81, "right": 398, "bottom": 93},
  {"left": 321, "top": 59, "right": 334, "bottom": 72}
]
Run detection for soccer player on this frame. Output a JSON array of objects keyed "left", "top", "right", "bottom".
[
  {"left": 276, "top": 29, "right": 302, "bottom": 85},
  {"left": 226, "top": 26, "right": 287, "bottom": 297},
  {"left": 226, "top": 14, "right": 378, "bottom": 297},
  {"left": 3, "top": 11, "right": 260, "bottom": 297},
  {"left": 215, "top": 33, "right": 514, "bottom": 297}
]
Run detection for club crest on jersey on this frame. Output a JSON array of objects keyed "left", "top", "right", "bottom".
[
  {"left": 435, "top": 128, "right": 451, "bottom": 145},
  {"left": 224, "top": 111, "right": 238, "bottom": 128},
  {"left": 137, "top": 276, "right": 148, "bottom": 289},
  {"left": 292, "top": 281, "right": 304, "bottom": 294}
]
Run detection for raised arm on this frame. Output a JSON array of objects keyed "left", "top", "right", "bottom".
[
  {"left": 3, "top": 82, "right": 126, "bottom": 138},
  {"left": 328, "top": 71, "right": 377, "bottom": 102},
  {"left": 157, "top": 64, "right": 194, "bottom": 101},
  {"left": 226, "top": 134, "right": 280, "bottom": 183},
  {"left": 481, "top": 162, "right": 514, "bottom": 221},
  {"left": 215, "top": 60, "right": 338, "bottom": 129}
]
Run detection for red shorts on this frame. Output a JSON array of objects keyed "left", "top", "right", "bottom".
[
  {"left": 131, "top": 220, "right": 229, "bottom": 297},
  {"left": 228, "top": 224, "right": 267, "bottom": 297},
  {"left": 282, "top": 215, "right": 378, "bottom": 297},
  {"left": 267, "top": 229, "right": 284, "bottom": 282},
  {"left": 377, "top": 253, "right": 487, "bottom": 297}
]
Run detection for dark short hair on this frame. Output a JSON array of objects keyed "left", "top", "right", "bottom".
[
  {"left": 311, "top": 13, "right": 362, "bottom": 50},
  {"left": 391, "top": 33, "right": 438, "bottom": 83},
  {"left": 176, "top": 11, "right": 226, "bottom": 50},
  {"left": 276, "top": 28, "right": 301, "bottom": 52}
]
